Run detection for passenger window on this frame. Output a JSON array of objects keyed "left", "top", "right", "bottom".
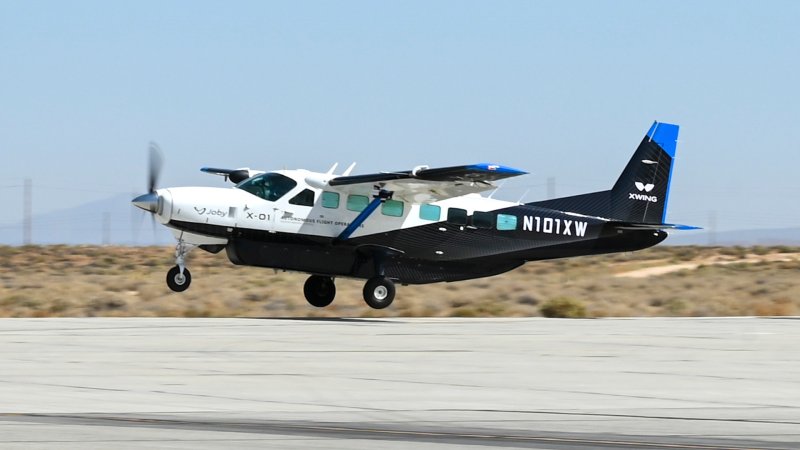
[
  {"left": 382, "top": 199, "right": 404, "bottom": 217},
  {"left": 447, "top": 208, "right": 468, "bottom": 225},
  {"left": 236, "top": 173, "right": 297, "bottom": 202},
  {"left": 321, "top": 191, "right": 340, "bottom": 209},
  {"left": 496, "top": 214, "right": 518, "bottom": 231},
  {"left": 347, "top": 195, "right": 369, "bottom": 212},
  {"left": 472, "top": 211, "right": 493, "bottom": 229},
  {"left": 289, "top": 189, "right": 315, "bottom": 206},
  {"left": 419, "top": 204, "right": 441, "bottom": 221}
]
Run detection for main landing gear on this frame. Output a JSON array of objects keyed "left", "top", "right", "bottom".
[
  {"left": 363, "top": 277, "right": 395, "bottom": 309},
  {"left": 303, "top": 275, "right": 336, "bottom": 307},
  {"left": 302, "top": 275, "right": 396, "bottom": 309}
]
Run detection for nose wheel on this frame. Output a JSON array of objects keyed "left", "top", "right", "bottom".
[
  {"left": 363, "top": 277, "right": 395, "bottom": 309},
  {"left": 167, "top": 265, "right": 192, "bottom": 292}
]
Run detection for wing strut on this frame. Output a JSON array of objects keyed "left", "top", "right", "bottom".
[{"left": 335, "top": 189, "right": 393, "bottom": 243}]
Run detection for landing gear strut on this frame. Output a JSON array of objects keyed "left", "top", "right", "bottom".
[
  {"left": 303, "top": 275, "right": 336, "bottom": 307},
  {"left": 363, "top": 277, "right": 395, "bottom": 309},
  {"left": 166, "top": 238, "right": 195, "bottom": 292}
]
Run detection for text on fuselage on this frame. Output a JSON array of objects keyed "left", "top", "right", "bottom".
[{"left": 523, "top": 216, "right": 587, "bottom": 237}]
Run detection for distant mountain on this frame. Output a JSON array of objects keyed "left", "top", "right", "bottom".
[
  {"left": 0, "top": 193, "right": 173, "bottom": 246},
  {"left": 664, "top": 227, "right": 800, "bottom": 246},
  {"left": 1, "top": 193, "right": 798, "bottom": 247}
]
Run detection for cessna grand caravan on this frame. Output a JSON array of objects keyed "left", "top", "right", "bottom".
[{"left": 133, "top": 121, "right": 695, "bottom": 309}]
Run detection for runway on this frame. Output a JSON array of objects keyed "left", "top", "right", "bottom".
[{"left": 1, "top": 317, "right": 799, "bottom": 449}]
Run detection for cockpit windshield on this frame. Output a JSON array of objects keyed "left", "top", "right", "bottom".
[{"left": 236, "top": 173, "right": 297, "bottom": 202}]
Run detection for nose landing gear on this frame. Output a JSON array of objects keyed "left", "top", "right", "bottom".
[{"left": 166, "top": 238, "right": 195, "bottom": 292}]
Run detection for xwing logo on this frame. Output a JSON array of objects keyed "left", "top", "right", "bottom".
[{"left": 630, "top": 181, "right": 658, "bottom": 203}]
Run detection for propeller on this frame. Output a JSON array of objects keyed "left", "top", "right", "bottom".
[
  {"left": 132, "top": 142, "right": 164, "bottom": 215},
  {"left": 148, "top": 142, "right": 163, "bottom": 194}
]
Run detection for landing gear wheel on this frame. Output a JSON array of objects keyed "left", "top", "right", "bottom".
[
  {"left": 166, "top": 265, "right": 192, "bottom": 292},
  {"left": 304, "top": 275, "right": 336, "bottom": 307},
  {"left": 363, "top": 277, "right": 395, "bottom": 309}
]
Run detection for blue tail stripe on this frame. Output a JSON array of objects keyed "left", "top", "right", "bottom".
[
  {"left": 649, "top": 121, "right": 680, "bottom": 222},
  {"left": 647, "top": 121, "right": 679, "bottom": 158}
]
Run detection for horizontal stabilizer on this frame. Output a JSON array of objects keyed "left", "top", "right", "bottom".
[{"left": 612, "top": 222, "right": 702, "bottom": 231}]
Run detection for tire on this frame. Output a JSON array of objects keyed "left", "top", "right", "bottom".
[
  {"left": 363, "top": 277, "right": 395, "bottom": 309},
  {"left": 303, "top": 275, "right": 336, "bottom": 307},
  {"left": 166, "top": 266, "right": 192, "bottom": 292}
]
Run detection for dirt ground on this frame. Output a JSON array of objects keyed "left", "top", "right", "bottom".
[{"left": 1, "top": 245, "right": 799, "bottom": 318}]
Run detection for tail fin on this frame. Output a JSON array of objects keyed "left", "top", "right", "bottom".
[{"left": 531, "top": 121, "right": 679, "bottom": 224}]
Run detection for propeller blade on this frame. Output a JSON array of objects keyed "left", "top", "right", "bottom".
[{"left": 148, "top": 142, "right": 164, "bottom": 193}]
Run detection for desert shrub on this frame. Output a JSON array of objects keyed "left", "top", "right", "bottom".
[
  {"left": 540, "top": 297, "right": 587, "bottom": 318},
  {"left": 517, "top": 294, "right": 539, "bottom": 306}
]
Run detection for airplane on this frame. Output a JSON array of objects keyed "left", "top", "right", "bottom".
[{"left": 132, "top": 121, "right": 696, "bottom": 309}]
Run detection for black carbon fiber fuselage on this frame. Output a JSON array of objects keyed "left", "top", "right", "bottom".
[{"left": 172, "top": 202, "right": 667, "bottom": 285}]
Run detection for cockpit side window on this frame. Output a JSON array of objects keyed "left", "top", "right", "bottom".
[
  {"left": 236, "top": 173, "right": 298, "bottom": 202},
  {"left": 289, "top": 188, "right": 315, "bottom": 206}
]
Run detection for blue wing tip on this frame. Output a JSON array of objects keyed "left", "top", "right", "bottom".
[
  {"left": 470, "top": 163, "right": 528, "bottom": 175},
  {"left": 646, "top": 120, "right": 680, "bottom": 158}
]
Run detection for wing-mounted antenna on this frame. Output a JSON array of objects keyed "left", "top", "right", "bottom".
[
  {"left": 342, "top": 162, "right": 356, "bottom": 176},
  {"left": 487, "top": 181, "right": 505, "bottom": 199},
  {"left": 516, "top": 189, "right": 530, "bottom": 204},
  {"left": 326, "top": 163, "right": 339, "bottom": 175}
]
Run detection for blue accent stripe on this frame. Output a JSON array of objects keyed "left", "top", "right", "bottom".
[{"left": 336, "top": 197, "right": 383, "bottom": 242}]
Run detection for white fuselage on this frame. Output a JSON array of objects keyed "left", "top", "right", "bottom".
[{"left": 152, "top": 169, "right": 518, "bottom": 246}]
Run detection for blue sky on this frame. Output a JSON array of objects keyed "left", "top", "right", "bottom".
[{"left": 1, "top": 1, "right": 799, "bottom": 236}]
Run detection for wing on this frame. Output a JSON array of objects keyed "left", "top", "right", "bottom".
[
  {"left": 327, "top": 163, "right": 527, "bottom": 202},
  {"left": 200, "top": 167, "right": 264, "bottom": 184}
]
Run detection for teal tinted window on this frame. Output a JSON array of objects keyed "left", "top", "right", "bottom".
[
  {"left": 419, "top": 204, "right": 440, "bottom": 221},
  {"left": 472, "top": 211, "right": 493, "bottom": 229},
  {"left": 496, "top": 214, "right": 518, "bottom": 230},
  {"left": 447, "top": 208, "right": 468, "bottom": 225},
  {"left": 382, "top": 199, "right": 404, "bottom": 217},
  {"left": 347, "top": 195, "right": 369, "bottom": 212},
  {"left": 322, "top": 191, "right": 339, "bottom": 208}
]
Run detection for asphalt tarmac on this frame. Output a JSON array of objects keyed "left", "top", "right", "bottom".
[{"left": 0, "top": 317, "right": 798, "bottom": 449}]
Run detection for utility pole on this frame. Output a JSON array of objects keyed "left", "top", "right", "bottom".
[
  {"left": 23, "top": 178, "right": 32, "bottom": 245},
  {"left": 546, "top": 177, "right": 556, "bottom": 200},
  {"left": 102, "top": 212, "right": 111, "bottom": 246},
  {"left": 708, "top": 210, "right": 717, "bottom": 246}
]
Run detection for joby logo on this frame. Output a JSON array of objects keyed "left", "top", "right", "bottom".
[{"left": 635, "top": 182, "right": 654, "bottom": 192}]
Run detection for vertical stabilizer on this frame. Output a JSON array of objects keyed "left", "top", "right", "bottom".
[
  {"left": 531, "top": 121, "right": 679, "bottom": 224},
  {"left": 609, "top": 122, "right": 678, "bottom": 224}
]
